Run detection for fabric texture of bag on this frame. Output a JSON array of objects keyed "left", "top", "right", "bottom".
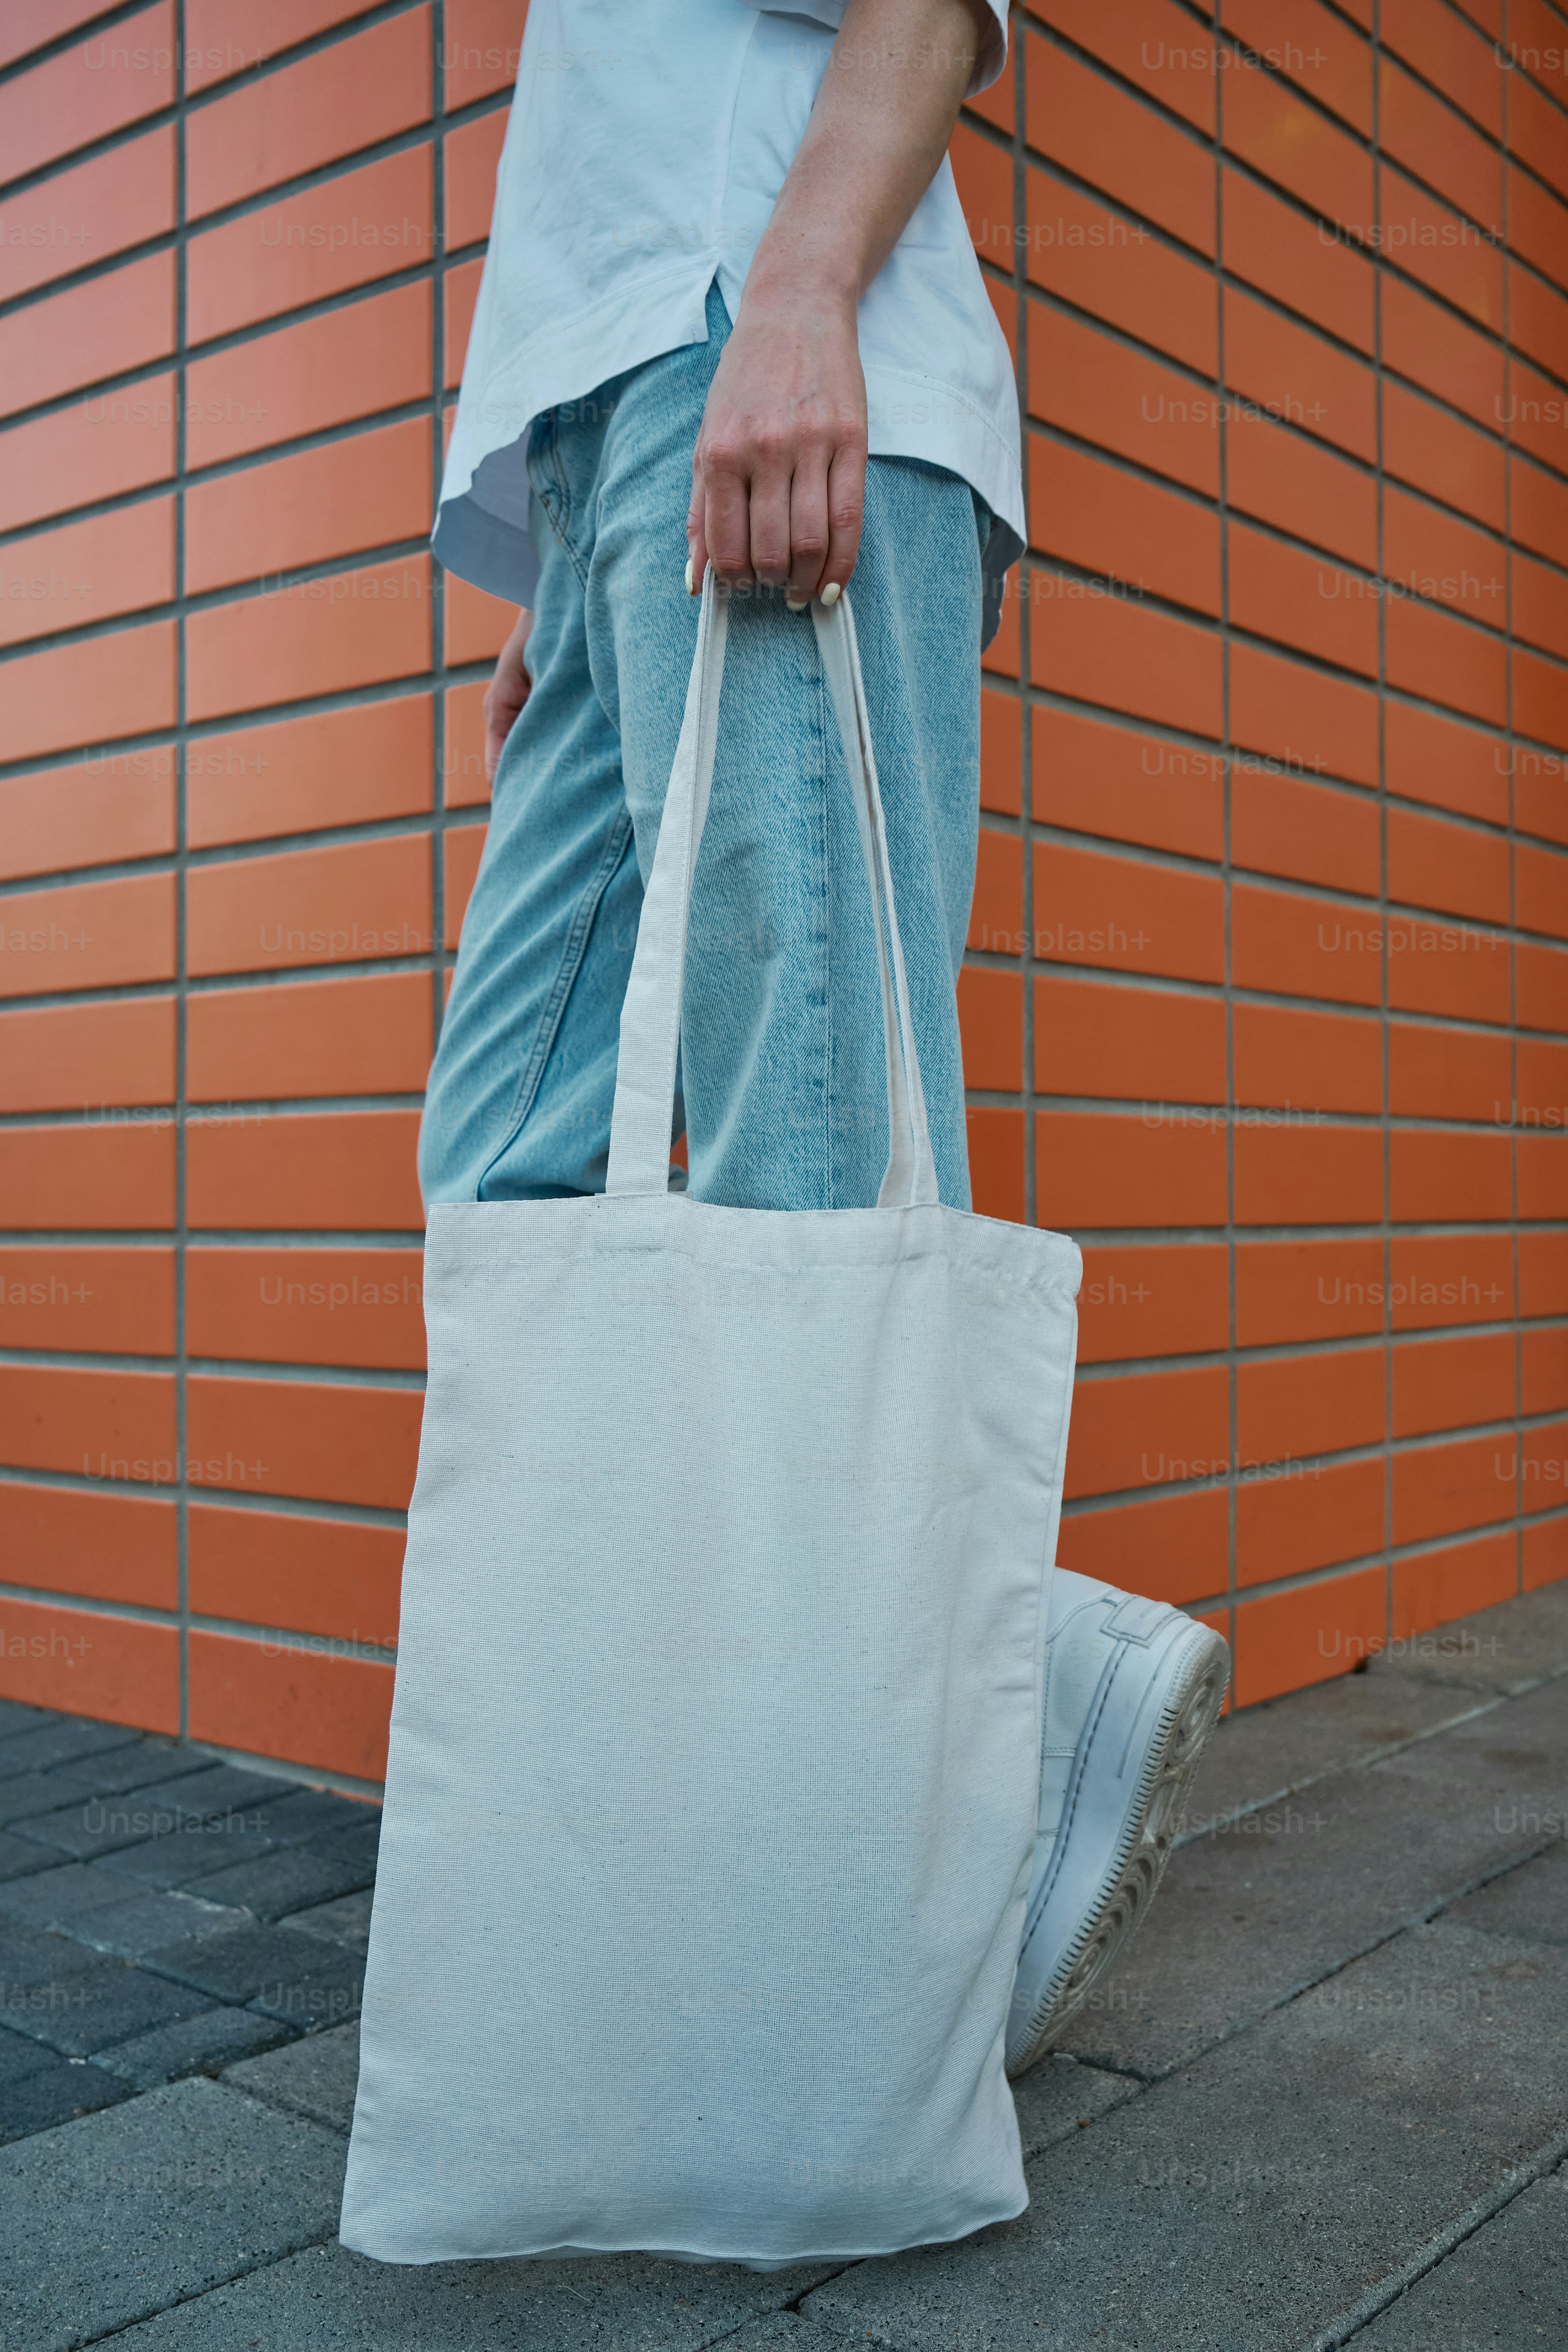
[{"left": 339, "top": 578, "right": 1083, "bottom": 2268}]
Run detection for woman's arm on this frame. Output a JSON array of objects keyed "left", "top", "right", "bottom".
[{"left": 688, "top": 0, "right": 990, "bottom": 605}]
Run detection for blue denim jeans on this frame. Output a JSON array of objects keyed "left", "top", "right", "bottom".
[{"left": 420, "top": 284, "right": 988, "bottom": 1212}]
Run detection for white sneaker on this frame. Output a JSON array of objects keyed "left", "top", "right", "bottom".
[{"left": 1006, "top": 1569, "right": 1230, "bottom": 2077}]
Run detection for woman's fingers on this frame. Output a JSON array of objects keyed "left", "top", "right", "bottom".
[
  {"left": 820, "top": 436, "right": 867, "bottom": 603},
  {"left": 784, "top": 451, "right": 832, "bottom": 608},
  {"left": 482, "top": 607, "right": 534, "bottom": 780}
]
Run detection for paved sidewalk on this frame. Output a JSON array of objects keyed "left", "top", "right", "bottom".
[{"left": 1, "top": 1582, "right": 1564, "bottom": 2350}]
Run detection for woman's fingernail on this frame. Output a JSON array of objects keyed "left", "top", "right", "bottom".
[
  {"left": 785, "top": 594, "right": 809, "bottom": 612},
  {"left": 819, "top": 581, "right": 841, "bottom": 608},
  {"left": 684, "top": 556, "right": 695, "bottom": 595}
]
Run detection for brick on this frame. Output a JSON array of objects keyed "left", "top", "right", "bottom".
[
  {"left": 0, "top": 253, "right": 174, "bottom": 423},
  {"left": 0, "top": 1, "right": 119, "bottom": 72},
  {"left": 1, "top": 1363, "right": 176, "bottom": 1486},
  {"left": 1520, "top": 1232, "right": 1568, "bottom": 1316},
  {"left": 951, "top": 117, "right": 1013, "bottom": 264},
  {"left": 1394, "top": 1430, "right": 1515, "bottom": 1544},
  {"left": 1034, "top": 974, "right": 1226, "bottom": 1105},
  {"left": 0, "top": 872, "right": 175, "bottom": 999},
  {"left": 184, "top": 0, "right": 381, "bottom": 92},
  {"left": 1523, "top": 1325, "right": 1568, "bottom": 1414},
  {"left": 0, "top": 2, "right": 173, "bottom": 182},
  {"left": 0, "top": 498, "right": 175, "bottom": 652},
  {"left": 967, "top": 829, "right": 1023, "bottom": 955},
  {"left": 445, "top": 103, "right": 506, "bottom": 249},
  {"left": 0, "top": 757, "right": 176, "bottom": 885},
  {"left": 1238, "top": 1344, "right": 1386, "bottom": 1461},
  {"left": 1388, "top": 1021, "right": 1512, "bottom": 1120},
  {"left": 983, "top": 272, "right": 1017, "bottom": 365},
  {"left": 1509, "top": 257, "right": 1568, "bottom": 383},
  {"left": 1222, "top": 287, "right": 1376, "bottom": 464},
  {"left": 187, "top": 695, "right": 433, "bottom": 850},
  {"left": 444, "top": 572, "right": 514, "bottom": 665},
  {"left": 1509, "top": 165, "right": 1568, "bottom": 296},
  {"left": 1077, "top": 1243, "right": 1228, "bottom": 1363},
  {"left": 1063, "top": 1365, "right": 1230, "bottom": 1500},
  {"left": 1231, "top": 526, "right": 1378, "bottom": 677},
  {"left": 186, "top": 1247, "right": 425, "bottom": 1371},
  {"left": 1231, "top": 881, "right": 1381, "bottom": 1007},
  {"left": 1225, "top": 412, "right": 1377, "bottom": 569},
  {"left": 443, "top": 821, "right": 487, "bottom": 947},
  {"left": 1033, "top": 841, "right": 1224, "bottom": 984},
  {"left": 1380, "top": 0, "right": 1502, "bottom": 135},
  {"left": 1221, "top": 0, "right": 1373, "bottom": 134},
  {"left": 1517, "top": 1035, "right": 1568, "bottom": 1122},
  {"left": 1385, "top": 488, "right": 1507, "bottom": 636},
  {"left": 442, "top": 0, "right": 526, "bottom": 102},
  {"left": 1029, "top": 575, "right": 1222, "bottom": 738},
  {"left": 1514, "top": 545, "right": 1568, "bottom": 665},
  {"left": 187, "top": 835, "right": 432, "bottom": 980},
  {"left": 1056, "top": 1486, "right": 1229, "bottom": 1607},
  {"left": 186, "top": 555, "right": 432, "bottom": 724},
  {"left": 967, "top": 1106, "right": 1025, "bottom": 1223},
  {"left": 954, "top": 967, "right": 1021, "bottom": 1091},
  {"left": 0, "top": 1597, "right": 178, "bottom": 1729},
  {"left": 0, "top": 127, "right": 175, "bottom": 308},
  {"left": 1385, "top": 699, "right": 1508, "bottom": 826},
  {"left": 1382, "top": 380, "right": 1506, "bottom": 535},
  {"left": 1231, "top": 1567, "right": 1386, "bottom": 1706},
  {"left": 186, "top": 417, "right": 432, "bottom": 595},
  {"left": 1379, "top": 57, "right": 1502, "bottom": 232},
  {"left": 982, "top": 569, "right": 1021, "bottom": 681},
  {"left": 1025, "top": 306, "right": 1220, "bottom": 498},
  {"left": 443, "top": 253, "right": 484, "bottom": 388},
  {"left": 185, "top": 281, "right": 432, "bottom": 470},
  {"left": 1523, "top": 1516, "right": 1568, "bottom": 1590},
  {"left": 188, "top": 8, "right": 431, "bottom": 219},
  {"left": 1028, "top": 439, "right": 1221, "bottom": 614},
  {"left": 0, "top": 1483, "right": 176, "bottom": 1610},
  {"left": 1391, "top": 1531, "right": 1516, "bottom": 1644},
  {"left": 1509, "top": 65, "right": 1568, "bottom": 197},
  {"left": 0, "top": 374, "right": 176, "bottom": 540},
  {"left": 1033, "top": 0, "right": 1215, "bottom": 129},
  {"left": 187, "top": 146, "right": 435, "bottom": 347},
  {"left": 0, "top": 620, "right": 177, "bottom": 766},
  {"left": 1381, "top": 275, "right": 1504, "bottom": 429},
  {"left": 1229, "top": 641, "right": 1379, "bottom": 787},
  {"left": 1385, "top": 909, "right": 1510, "bottom": 1024},
  {"left": 1031, "top": 706, "right": 1224, "bottom": 861},
  {"left": 1235, "top": 1238, "right": 1385, "bottom": 1347},
  {"left": 1231, "top": 770, "right": 1379, "bottom": 896},
  {"left": 1520, "top": 1131, "right": 1568, "bottom": 1217},
  {"left": 1387, "top": 806, "right": 1509, "bottom": 923},
  {"left": 0, "top": 1247, "right": 174, "bottom": 1356},
  {"left": 1391, "top": 1133, "right": 1512, "bottom": 1223},
  {"left": 1392, "top": 1332, "right": 1516, "bottom": 1440},
  {"left": 1234, "top": 1121, "right": 1383, "bottom": 1225},
  {"left": 1036, "top": 1109, "right": 1226, "bottom": 1228},
  {"left": 1514, "top": 644, "right": 1568, "bottom": 751},
  {"left": 1220, "top": 165, "right": 1374, "bottom": 354},
  {"left": 0, "top": 996, "right": 174, "bottom": 1117},
  {"left": 1025, "top": 168, "right": 1216, "bottom": 378},
  {"left": 1026, "top": 39, "right": 1214, "bottom": 255},
  {"left": 184, "top": 1375, "right": 422, "bottom": 1510},
  {"left": 1232, "top": 1002, "right": 1381, "bottom": 1115},
  {"left": 1224, "top": 48, "right": 1373, "bottom": 226},
  {"left": 188, "top": 970, "right": 432, "bottom": 1103},
  {"left": 1237, "top": 1455, "right": 1385, "bottom": 1587},
  {"left": 0, "top": 1124, "right": 174, "bottom": 1230},
  {"left": 1388, "top": 1236, "right": 1514, "bottom": 1331},
  {"left": 442, "top": 680, "right": 493, "bottom": 810},
  {"left": 186, "top": 1109, "right": 423, "bottom": 1230},
  {"left": 1381, "top": 162, "right": 1504, "bottom": 326}
]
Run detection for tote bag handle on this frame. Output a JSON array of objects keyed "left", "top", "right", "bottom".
[{"left": 605, "top": 571, "right": 940, "bottom": 1207}]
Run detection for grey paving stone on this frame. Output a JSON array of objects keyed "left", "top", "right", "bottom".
[
  {"left": 2, "top": 1953, "right": 220, "bottom": 2060},
  {"left": 0, "top": 2022, "right": 60, "bottom": 2084},
  {"left": 91, "top": 2234, "right": 843, "bottom": 2350},
  {"left": 97, "top": 2007, "right": 295, "bottom": 2091},
  {"left": 0, "top": 2074, "right": 347, "bottom": 2351},
  {"left": 1368, "top": 1578, "right": 1568, "bottom": 1698},
  {"left": 0, "top": 1718, "right": 146, "bottom": 1773},
  {"left": 260, "top": 1786, "right": 379, "bottom": 1842},
  {"left": 145, "top": 1921, "right": 363, "bottom": 2028},
  {"left": 0, "top": 1700, "right": 54, "bottom": 1741},
  {"left": 44, "top": 1741, "right": 218, "bottom": 1798},
  {"left": 1009, "top": 2051, "right": 1141, "bottom": 2165},
  {"left": 0, "top": 1919, "right": 107, "bottom": 1993},
  {"left": 0, "top": 1859, "right": 148, "bottom": 1928},
  {"left": 0, "top": 2056, "right": 128, "bottom": 2144},
  {"left": 189, "top": 1831, "right": 378, "bottom": 1922},
  {"left": 1056, "top": 1677, "right": 1568, "bottom": 2077},
  {"left": 800, "top": 1919, "right": 1568, "bottom": 2352},
  {"left": 284, "top": 1886, "right": 374, "bottom": 1953},
  {"left": 1179, "top": 1672, "right": 1486, "bottom": 1838},
  {"left": 64, "top": 1887, "right": 253, "bottom": 1960},
  {"left": 1353, "top": 2166, "right": 1568, "bottom": 2348},
  {"left": 0, "top": 1773, "right": 99, "bottom": 1828},
  {"left": 1445, "top": 1841, "right": 1568, "bottom": 1951},
  {"left": 0, "top": 1829, "right": 58, "bottom": 1882},
  {"left": 17, "top": 1767, "right": 284, "bottom": 1864},
  {"left": 224, "top": 2019, "right": 360, "bottom": 2133}
]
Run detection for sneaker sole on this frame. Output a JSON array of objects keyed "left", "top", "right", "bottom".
[{"left": 1005, "top": 1621, "right": 1230, "bottom": 2079}]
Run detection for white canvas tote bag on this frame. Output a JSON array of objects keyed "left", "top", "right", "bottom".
[{"left": 340, "top": 577, "right": 1083, "bottom": 2269}]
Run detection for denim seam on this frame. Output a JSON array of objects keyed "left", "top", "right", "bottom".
[
  {"left": 528, "top": 416, "right": 593, "bottom": 590},
  {"left": 474, "top": 807, "right": 636, "bottom": 1199}
]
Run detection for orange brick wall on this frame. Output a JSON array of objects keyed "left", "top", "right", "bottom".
[{"left": 2, "top": 1, "right": 1566, "bottom": 1784}]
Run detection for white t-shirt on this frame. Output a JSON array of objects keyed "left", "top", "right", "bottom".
[{"left": 433, "top": 0, "right": 1023, "bottom": 646}]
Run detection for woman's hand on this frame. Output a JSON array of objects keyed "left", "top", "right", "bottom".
[
  {"left": 687, "top": 289, "right": 867, "bottom": 609},
  {"left": 483, "top": 606, "right": 533, "bottom": 781}
]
